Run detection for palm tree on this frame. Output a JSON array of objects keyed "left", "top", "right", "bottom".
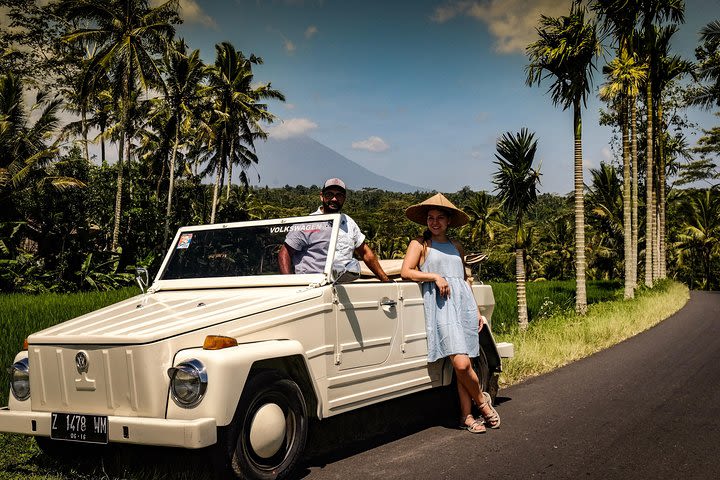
[
  {"left": 526, "top": 1, "right": 600, "bottom": 314},
  {"left": 159, "top": 39, "right": 205, "bottom": 243},
  {"left": 540, "top": 213, "right": 574, "bottom": 280},
  {"left": 593, "top": 0, "right": 643, "bottom": 291},
  {"left": 203, "top": 41, "right": 284, "bottom": 223},
  {"left": 637, "top": 0, "right": 685, "bottom": 286},
  {"left": 492, "top": 128, "right": 541, "bottom": 329},
  {"left": 586, "top": 162, "right": 624, "bottom": 279},
  {"left": 0, "top": 71, "right": 78, "bottom": 196},
  {"left": 600, "top": 49, "right": 647, "bottom": 299},
  {"left": 653, "top": 49, "right": 692, "bottom": 279},
  {"left": 675, "top": 189, "right": 720, "bottom": 289},
  {"left": 461, "top": 191, "right": 505, "bottom": 252},
  {"left": 61, "top": 0, "right": 179, "bottom": 250},
  {"left": 688, "top": 20, "right": 720, "bottom": 109}
]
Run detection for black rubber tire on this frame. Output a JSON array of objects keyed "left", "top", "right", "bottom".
[
  {"left": 215, "top": 371, "right": 308, "bottom": 480},
  {"left": 472, "top": 346, "right": 490, "bottom": 393}
]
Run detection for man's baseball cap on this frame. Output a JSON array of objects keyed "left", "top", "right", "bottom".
[{"left": 322, "top": 178, "right": 346, "bottom": 191}]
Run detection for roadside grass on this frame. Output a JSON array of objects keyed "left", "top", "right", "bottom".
[
  {"left": 495, "top": 279, "right": 690, "bottom": 387},
  {"left": 488, "top": 279, "right": 623, "bottom": 334},
  {"left": 0, "top": 280, "right": 689, "bottom": 479}
]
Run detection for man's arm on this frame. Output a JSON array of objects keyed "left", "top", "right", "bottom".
[
  {"left": 355, "top": 242, "right": 391, "bottom": 282},
  {"left": 278, "top": 243, "right": 296, "bottom": 274}
]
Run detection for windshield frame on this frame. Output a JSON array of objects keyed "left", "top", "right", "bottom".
[{"left": 150, "top": 214, "right": 341, "bottom": 291}]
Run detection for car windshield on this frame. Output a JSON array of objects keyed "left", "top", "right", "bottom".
[{"left": 159, "top": 217, "right": 336, "bottom": 280}]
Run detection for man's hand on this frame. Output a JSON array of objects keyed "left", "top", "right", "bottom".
[{"left": 355, "top": 243, "right": 391, "bottom": 282}]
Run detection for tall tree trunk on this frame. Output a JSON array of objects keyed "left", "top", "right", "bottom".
[
  {"left": 622, "top": 100, "right": 633, "bottom": 300},
  {"left": 112, "top": 67, "right": 131, "bottom": 252},
  {"left": 99, "top": 120, "right": 107, "bottom": 166},
  {"left": 101, "top": 136, "right": 106, "bottom": 166},
  {"left": 652, "top": 133, "right": 660, "bottom": 281},
  {"left": 516, "top": 247, "right": 528, "bottom": 330},
  {"left": 657, "top": 106, "right": 667, "bottom": 279},
  {"left": 226, "top": 143, "right": 234, "bottom": 201},
  {"left": 573, "top": 103, "right": 587, "bottom": 314},
  {"left": 631, "top": 96, "right": 638, "bottom": 290},
  {"left": 644, "top": 80, "right": 654, "bottom": 287},
  {"left": 210, "top": 159, "right": 222, "bottom": 224},
  {"left": 81, "top": 109, "right": 90, "bottom": 163},
  {"left": 111, "top": 135, "right": 124, "bottom": 251},
  {"left": 210, "top": 140, "right": 224, "bottom": 224},
  {"left": 164, "top": 121, "right": 181, "bottom": 245}
]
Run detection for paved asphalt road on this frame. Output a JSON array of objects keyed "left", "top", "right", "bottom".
[{"left": 298, "top": 290, "right": 720, "bottom": 480}]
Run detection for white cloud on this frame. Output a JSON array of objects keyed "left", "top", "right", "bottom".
[
  {"left": 150, "top": 0, "right": 216, "bottom": 28},
  {"left": 475, "top": 111, "right": 490, "bottom": 123},
  {"left": 601, "top": 146, "right": 613, "bottom": 162},
  {"left": 268, "top": 118, "right": 318, "bottom": 139},
  {"left": 431, "top": 0, "right": 571, "bottom": 54},
  {"left": 305, "top": 25, "right": 318, "bottom": 39},
  {"left": 283, "top": 38, "right": 296, "bottom": 53},
  {"left": 351, "top": 136, "right": 389, "bottom": 153}
]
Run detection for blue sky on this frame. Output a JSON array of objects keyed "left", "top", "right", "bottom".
[{"left": 172, "top": 0, "right": 719, "bottom": 194}]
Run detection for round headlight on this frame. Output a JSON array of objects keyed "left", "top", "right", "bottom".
[
  {"left": 9, "top": 357, "right": 30, "bottom": 401},
  {"left": 167, "top": 359, "right": 207, "bottom": 408}
]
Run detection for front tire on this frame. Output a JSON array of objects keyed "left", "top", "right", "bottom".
[{"left": 216, "top": 371, "right": 308, "bottom": 480}]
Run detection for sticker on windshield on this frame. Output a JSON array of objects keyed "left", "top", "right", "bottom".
[
  {"left": 269, "top": 222, "right": 331, "bottom": 234},
  {"left": 177, "top": 233, "right": 193, "bottom": 249}
]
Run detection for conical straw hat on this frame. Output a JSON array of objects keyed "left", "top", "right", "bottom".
[{"left": 404, "top": 193, "right": 470, "bottom": 227}]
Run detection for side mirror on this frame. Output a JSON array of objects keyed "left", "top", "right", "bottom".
[
  {"left": 331, "top": 259, "right": 360, "bottom": 284},
  {"left": 136, "top": 267, "right": 149, "bottom": 293}
]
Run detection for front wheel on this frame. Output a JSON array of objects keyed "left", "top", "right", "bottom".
[{"left": 216, "top": 371, "right": 308, "bottom": 480}]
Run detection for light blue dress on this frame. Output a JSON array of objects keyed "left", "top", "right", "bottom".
[{"left": 420, "top": 240, "right": 479, "bottom": 362}]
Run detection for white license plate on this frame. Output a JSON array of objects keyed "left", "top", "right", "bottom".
[{"left": 50, "top": 412, "right": 109, "bottom": 444}]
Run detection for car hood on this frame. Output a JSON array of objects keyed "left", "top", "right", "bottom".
[{"left": 28, "top": 286, "right": 323, "bottom": 345}]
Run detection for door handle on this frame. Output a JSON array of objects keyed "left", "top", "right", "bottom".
[{"left": 381, "top": 299, "right": 397, "bottom": 307}]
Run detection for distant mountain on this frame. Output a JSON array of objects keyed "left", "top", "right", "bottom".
[{"left": 250, "top": 135, "right": 425, "bottom": 193}]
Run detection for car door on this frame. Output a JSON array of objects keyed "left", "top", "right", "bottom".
[
  {"left": 398, "top": 281, "right": 428, "bottom": 359},
  {"left": 333, "top": 282, "right": 399, "bottom": 371}
]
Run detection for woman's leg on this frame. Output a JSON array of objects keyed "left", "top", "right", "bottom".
[
  {"left": 450, "top": 354, "right": 483, "bottom": 404},
  {"left": 457, "top": 379, "right": 472, "bottom": 420},
  {"left": 451, "top": 354, "right": 501, "bottom": 428}
]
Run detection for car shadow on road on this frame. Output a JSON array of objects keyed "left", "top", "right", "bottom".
[{"left": 298, "top": 385, "right": 512, "bottom": 475}]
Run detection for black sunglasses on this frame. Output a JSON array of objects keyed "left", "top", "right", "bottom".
[{"left": 322, "top": 190, "right": 346, "bottom": 200}]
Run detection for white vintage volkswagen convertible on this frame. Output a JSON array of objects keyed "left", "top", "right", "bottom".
[{"left": 1, "top": 214, "right": 511, "bottom": 479}]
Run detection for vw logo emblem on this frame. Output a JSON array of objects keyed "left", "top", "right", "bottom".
[{"left": 75, "top": 352, "right": 89, "bottom": 374}]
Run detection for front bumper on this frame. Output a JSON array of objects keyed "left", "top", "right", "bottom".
[{"left": 0, "top": 407, "right": 217, "bottom": 449}]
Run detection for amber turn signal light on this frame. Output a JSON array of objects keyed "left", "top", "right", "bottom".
[
  {"left": 22, "top": 338, "right": 28, "bottom": 351},
  {"left": 203, "top": 335, "right": 238, "bottom": 350}
]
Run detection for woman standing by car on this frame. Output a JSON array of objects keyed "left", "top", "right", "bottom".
[{"left": 400, "top": 193, "right": 500, "bottom": 434}]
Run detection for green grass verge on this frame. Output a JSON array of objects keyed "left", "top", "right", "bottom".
[
  {"left": 488, "top": 279, "right": 623, "bottom": 334},
  {"left": 495, "top": 279, "right": 690, "bottom": 387}
]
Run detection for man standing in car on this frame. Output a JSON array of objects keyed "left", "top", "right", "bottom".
[{"left": 278, "top": 178, "right": 390, "bottom": 281}]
